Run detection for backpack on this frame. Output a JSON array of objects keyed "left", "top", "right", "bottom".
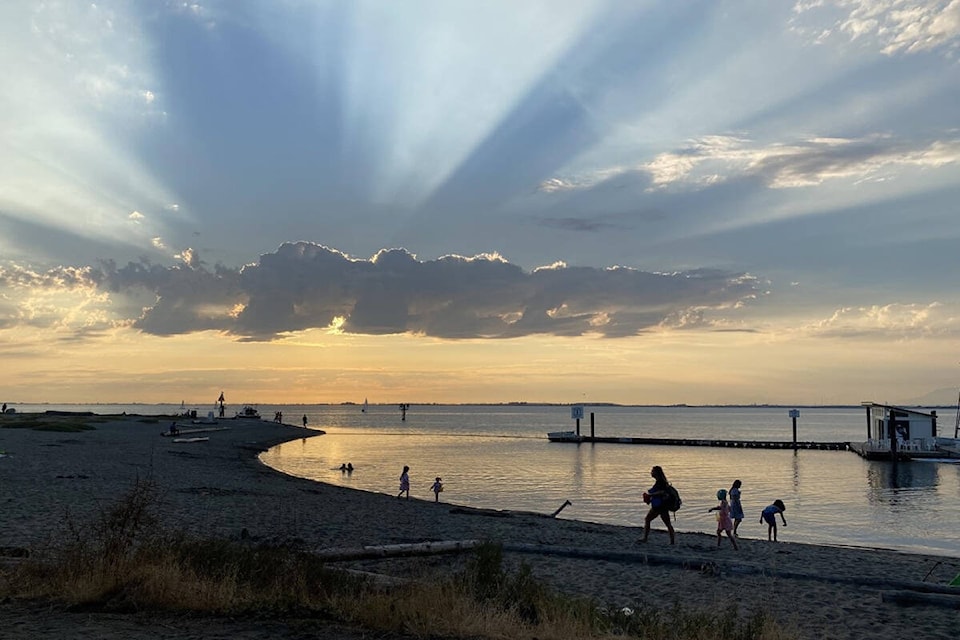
[{"left": 664, "top": 485, "right": 682, "bottom": 512}]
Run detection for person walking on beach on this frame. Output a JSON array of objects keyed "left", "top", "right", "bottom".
[
  {"left": 729, "top": 479, "right": 744, "bottom": 536},
  {"left": 640, "top": 465, "right": 676, "bottom": 545},
  {"left": 302, "top": 414, "right": 308, "bottom": 428},
  {"left": 431, "top": 476, "right": 443, "bottom": 502},
  {"left": 398, "top": 465, "right": 410, "bottom": 499},
  {"left": 760, "top": 499, "right": 787, "bottom": 541},
  {"left": 708, "top": 489, "right": 739, "bottom": 550}
]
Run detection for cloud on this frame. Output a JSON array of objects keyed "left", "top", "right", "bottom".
[
  {"left": 807, "top": 302, "right": 960, "bottom": 338},
  {"left": 1, "top": 243, "right": 761, "bottom": 341},
  {"left": 537, "top": 216, "right": 622, "bottom": 233},
  {"left": 0, "top": 262, "right": 118, "bottom": 334},
  {"left": 234, "top": 245, "right": 760, "bottom": 340},
  {"left": 793, "top": 0, "right": 960, "bottom": 56},
  {"left": 541, "top": 133, "right": 960, "bottom": 193}
]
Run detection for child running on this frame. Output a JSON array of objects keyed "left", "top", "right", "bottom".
[
  {"left": 708, "top": 489, "right": 739, "bottom": 550},
  {"left": 760, "top": 499, "right": 787, "bottom": 541}
]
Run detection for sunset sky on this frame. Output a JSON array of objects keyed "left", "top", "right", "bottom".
[{"left": 2, "top": 0, "right": 960, "bottom": 406}]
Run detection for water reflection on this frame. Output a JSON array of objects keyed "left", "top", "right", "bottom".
[
  {"left": 865, "top": 461, "right": 940, "bottom": 515},
  {"left": 791, "top": 451, "right": 800, "bottom": 490},
  {"left": 867, "top": 461, "right": 939, "bottom": 491}
]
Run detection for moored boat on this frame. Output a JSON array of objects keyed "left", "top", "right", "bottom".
[{"left": 547, "top": 430, "right": 582, "bottom": 442}]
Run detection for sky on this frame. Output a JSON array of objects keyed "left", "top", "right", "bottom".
[{"left": 2, "top": 0, "right": 960, "bottom": 407}]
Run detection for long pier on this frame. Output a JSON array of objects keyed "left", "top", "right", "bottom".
[{"left": 550, "top": 435, "right": 850, "bottom": 451}]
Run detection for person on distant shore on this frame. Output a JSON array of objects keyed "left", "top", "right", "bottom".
[
  {"left": 729, "top": 479, "right": 744, "bottom": 536},
  {"left": 302, "top": 414, "right": 308, "bottom": 428},
  {"left": 708, "top": 489, "right": 739, "bottom": 550},
  {"left": 431, "top": 476, "right": 443, "bottom": 502},
  {"left": 760, "top": 499, "right": 787, "bottom": 541},
  {"left": 640, "top": 465, "right": 676, "bottom": 545},
  {"left": 398, "top": 465, "right": 410, "bottom": 499}
]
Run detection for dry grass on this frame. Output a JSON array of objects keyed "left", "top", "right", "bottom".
[
  {"left": 0, "top": 482, "right": 793, "bottom": 639},
  {"left": 0, "top": 413, "right": 102, "bottom": 432}
]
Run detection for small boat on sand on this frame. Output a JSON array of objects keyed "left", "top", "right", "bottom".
[
  {"left": 161, "top": 426, "right": 230, "bottom": 437},
  {"left": 234, "top": 406, "right": 261, "bottom": 420}
]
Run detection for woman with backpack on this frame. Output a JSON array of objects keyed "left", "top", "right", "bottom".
[{"left": 640, "top": 465, "right": 676, "bottom": 545}]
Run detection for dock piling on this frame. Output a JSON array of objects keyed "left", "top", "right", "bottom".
[{"left": 789, "top": 409, "right": 800, "bottom": 451}]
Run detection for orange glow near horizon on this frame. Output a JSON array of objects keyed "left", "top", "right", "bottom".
[{"left": 3, "top": 322, "right": 958, "bottom": 407}]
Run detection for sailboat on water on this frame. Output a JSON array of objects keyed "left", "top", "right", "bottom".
[{"left": 362, "top": 398, "right": 368, "bottom": 413}]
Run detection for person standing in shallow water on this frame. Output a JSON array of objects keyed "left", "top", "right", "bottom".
[
  {"left": 397, "top": 465, "right": 410, "bottom": 499},
  {"left": 729, "top": 479, "right": 744, "bottom": 536},
  {"left": 640, "top": 465, "right": 676, "bottom": 545}
]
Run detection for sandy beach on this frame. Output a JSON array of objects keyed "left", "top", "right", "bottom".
[{"left": 1, "top": 415, "right": 958, "bottom": 639}]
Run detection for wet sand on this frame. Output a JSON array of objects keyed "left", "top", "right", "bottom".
[{"left": 1, "top": 415, "right": 958, "bottom": 639}]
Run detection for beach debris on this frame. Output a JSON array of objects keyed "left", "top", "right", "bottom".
[
  {"left": 921, "top": 559, "right": 960, "bottom": 584},
  {"left": 550, "top": 499, "right": 572, "bottom": 517}
]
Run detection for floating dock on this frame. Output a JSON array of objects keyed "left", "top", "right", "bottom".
[
  {"left": 847, "top": 440, "right": 960, "bottom": 460},
  {"left": 549, "top": 434, "right": 850, "bottom": 451}
]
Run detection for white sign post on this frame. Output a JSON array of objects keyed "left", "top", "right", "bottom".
[
  {"left": 571, "top": 405, "right": 584, "bottom": 437},
  {"left": 789, "top": 409, "right": 800, "bottom": 449}
]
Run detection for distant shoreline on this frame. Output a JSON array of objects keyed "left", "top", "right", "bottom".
[{"left": 6, "top": 401, "right": 957, "bottom": 410}]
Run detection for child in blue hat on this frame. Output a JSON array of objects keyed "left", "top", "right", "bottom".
[{"left": 708, "top": 488, "right": 739, "bottom": 550}]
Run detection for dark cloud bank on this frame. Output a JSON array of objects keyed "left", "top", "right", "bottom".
[{"left": 11, "top": 243, "right": 760, "bottom": 340}]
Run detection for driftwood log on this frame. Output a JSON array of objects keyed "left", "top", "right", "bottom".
[
  {"left": 314, "top": 539, "right": 483, "bottom": 562},
  {"left": 881, "top": 590, "right": 960, "bottom": 609}
]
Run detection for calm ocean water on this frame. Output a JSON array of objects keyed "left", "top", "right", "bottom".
[{"left": 12, "top": 403, "right": 960, "bottom": 557}]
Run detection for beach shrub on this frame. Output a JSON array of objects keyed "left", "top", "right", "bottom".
[
  {"left": 0, "top": 417, "right": 97, "bottom": 432},
  {"left": 458, "top": 541, "right": 547, "bottom": 623},
  {"left": 598, "top": 601, "right": 786, "bottom": 639}
]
